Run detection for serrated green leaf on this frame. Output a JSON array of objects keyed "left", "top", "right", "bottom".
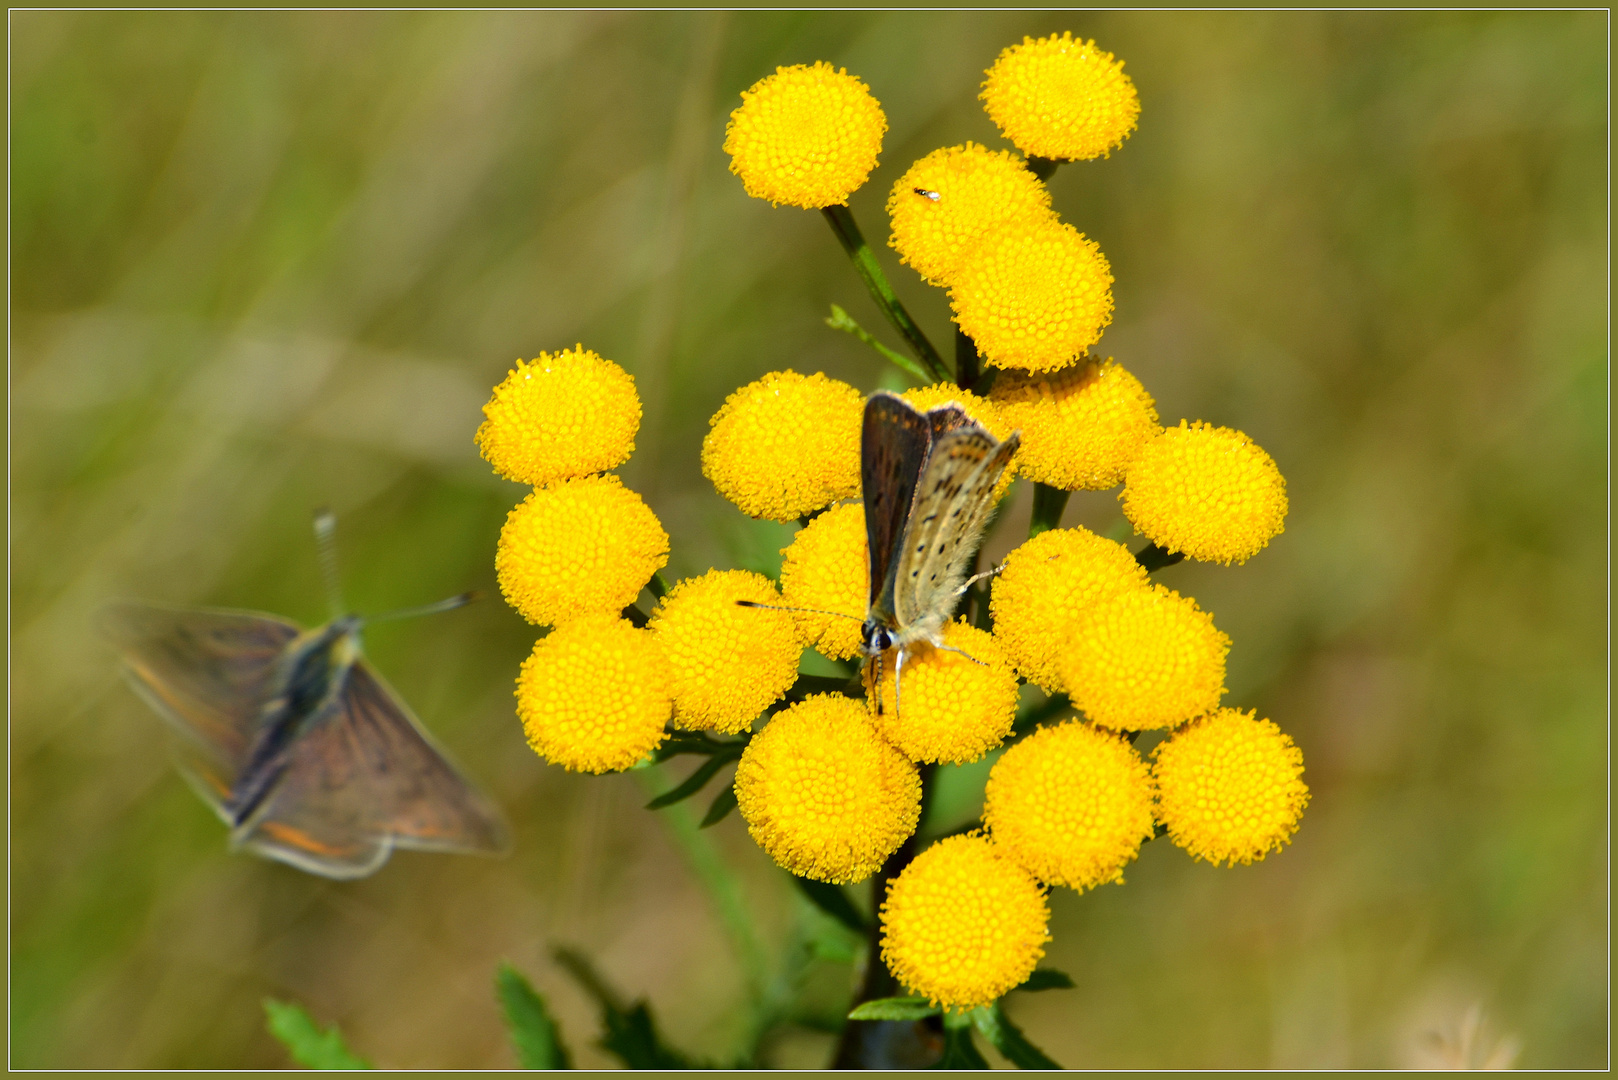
[
  {"left": 1015, "top": 968, "right": 1075, "bottom": 992},
  {"left": 848, "top": 996, "right": 940, "bottom": 1021},
  {"left": 698, "top": 783, "right": 738, "bottom": 828},
  {"left": 553, "top": 947, "right": 697, "bottom": 1069},
  {"left": 826, "top": 303, "right": 932, "bottom": 384},
  {"left": 495, "top": 963, "right": 572, "bottom": 1069},
  {"left": 263, "top": 999, "right": 372, "bottom": 1070},
  {"left": 932, "top": 1017, "right": 988, "bottom": 1070},
  {"left": 791, "top": 874, "right": 869, "bottom": 935},
  {"left": 644, "top": 752, "right": 738, "bottom": 810},
  {"left": 971, "top": 1003, "right": 1062, "bottom": 1069}
]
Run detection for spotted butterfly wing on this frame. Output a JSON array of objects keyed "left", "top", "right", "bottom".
[{"left": 860, "top": 392, "right": 932, "bottom": 632}]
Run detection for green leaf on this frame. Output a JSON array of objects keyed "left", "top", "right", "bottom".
[
  {"left": 848, "top": 996, "right": 940, "bottom": 1021},
  {"left": 552, "top": 947, "right": 697, "bottom": 1069},
  {"left": 791, "top": 874, "right": 869, "bottom": 935},
  {"left": 933, "top": 1013, "right": 989, "bottom": 1070},
  {"left": 971, "top": 1003, "right": 1062, "bottom": 1069},
  {"left": 644, "top": 752, "right": 738, "bottom": 809},
  {"left": 495, "top": 963, "right": 572, "bottom": 1069},
  {"left": 825, "top": 303, "right": 934, "bottom": 384},
  {"left": 263, "top": 999, "right": 373, "bottom": 1070},
  {"left": 653, "top": 731, "right": 746, "bottom": 762},
  {"left": 698, "top": 783, "right": 738, "bottom": 828},
  {"left": 1015, "top": 968, "right": 1075, "bottom": 992}
]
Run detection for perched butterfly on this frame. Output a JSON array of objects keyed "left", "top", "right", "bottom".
[
  {"left": 99, "top": 511, "right": 511, "bottom": 880},
  {"left": 742, "top": 392, "right": 1019, "bottom": 712},
  {"left": 856, "top": 391, "right": 1019, "bottom": 705}
]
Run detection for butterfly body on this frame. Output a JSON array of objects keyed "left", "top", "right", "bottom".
[
  {"left": 859, "top": 392, "right": 1019, "bottom": 689},
  {"left": 101, "top": 600, "right": 510, "bottom": 879}
]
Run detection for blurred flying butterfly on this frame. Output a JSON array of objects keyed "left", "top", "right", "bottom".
[
  {"left": 742, "top": 391, "right": 1019, "bottom": 713},
  {"left": 99, "top": 510, "right": 511, "bottom": 880}
]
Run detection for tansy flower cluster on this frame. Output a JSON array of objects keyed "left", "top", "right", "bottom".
[{"left": 482, "top": 32, "right": 1308, "bottom": 1062}]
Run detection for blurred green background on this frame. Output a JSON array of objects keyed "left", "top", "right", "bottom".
[{"left": 10, "top": 10, "right": 1605, "bottom": 1069}]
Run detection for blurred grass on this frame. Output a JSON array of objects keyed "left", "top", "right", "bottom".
[{"left": 9, "top": 9, "right": 1604, "bottom": 1068}]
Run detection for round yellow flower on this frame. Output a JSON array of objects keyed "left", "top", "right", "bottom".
[
  {"left": 474, "top": 346, "right": 641, "bottom": 486},
  {"left": 886, "top": 143, "right": 1055, "bottom": 286},
  {"left": 988, "top": 358, "right": 1160, "bottom": 490},
  {"left": 880, "top": 834, "right": 1050, "bottom": 1010},
  {"left": 702, "top": 371, "right": 864, "bottom": 521},
  {"left": 900, "top": 383, "right": 1018, "bottom": 499},
  {"left": 1153, "top": 708, "right": 1309, "bottom": 866},
  {"left": 989, "top": 527, "right": 1148, "bottom": 693},
  {"left": 723, "top": 62, "right": 887, "bottom": 209},
  {"left": 1060, "top": 584, "right": 1228, "bottom": 730},
  {"left": 1121, "top": 420, "right": 1288, "bottom": 565},
  {"left": 735, "top": 694, "right": 921, "bottom": 883},
  {"left": 496, "top": 475, "right": 670, "bottom": 626},
  {"left": 778, "top": 501, "right": 868, "bottom": 661},
  {"left": 981, "top": 33, "right": 1140, "bottom": 162},
  {"left": 516, "top": 615, "right": 671, "bottom": 773},
  {"left": 863, "top": 621, "right": 1019, "bottom": 765},
  {"left": 950, "top": 217, "right": 1113, "bottom": 373},
  {"left": 984, "top": 721, "right": 1155, "bottom": 891},
  {"left": 649, "top": 569, "right": 803, "bottom": 735}
]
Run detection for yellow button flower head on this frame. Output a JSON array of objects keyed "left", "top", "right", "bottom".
[
  {"left": 474, "top": 346, "right": 641, "bottom": 486},
  {"left": 981, "top": 33, "right": 1140, "bottom": 162},
  {"left": 880, "top": 834, "right": 1050, "bottom": 1010},
  {"left": 735, "top": 694, "right": 921, "bottom": 883},
  {"left": 1121, "top": 420, "right": 1288, "bottom": 565},
  {"left": 984, "top": 721, "right": 1155, "bottom": 891},
  {"left": 989, "top": 357, "right": 1160, "bottom": 490},
  {"left": 989, "top": 526, "right": 1148, "bottom": 693},
  {"left": 702, "top": 370, "right": 864, "bottom": 522},
  {"left": 1152, "top": 708, "right": 1309, "bottom": 866},
  {"left": 516, "top": 614, "right": 671, "bottom": 773},
  {"left": 496, "top": 474, "right": 670, "bottom": 626},
  {"left": 724, "top": 62, "right": 887, "bottom": 209},
  {"left": 951, "top": 217, "right": 1113, "bottom": 373},
  {"left": 1061, "top": 584, "right": 1229, "bottom": 730},
  {"left": 649, "top": 569, "right": 803, "bottom": 735},
  {"left": 863, "top": 620, "right": 1019, "bottom": 765},
  {"left": 886, "top": 143, "right": 1054, "bottom": 286},
  {"left": 778, "top": 501, "right": 868, "bottom": 660},
  {"left": 900, "top": 382, "right": 1018, "bottom": 498}
]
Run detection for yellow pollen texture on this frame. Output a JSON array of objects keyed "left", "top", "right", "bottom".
[
  {"left": 864, "top": 620, "right": 1019, "bottom": 765},
  {"left": 886, "top": 142, "right": 1055, "bottom": 286},
  {"left": 951, "top": 217, "right": 1114, "bottom": 373},
  {"left": 984, "top": 721, "right": 1156, "bottom": 891},
  {"left": 474, "top": 346, "right": 641, "bottom": 486},
  {"left": 880, "top": 834, "right": 1050, "bottom": 1010},
  {"left": 981, "top": 33, "right": 1141, "bottom": 162},
  {"left": 989, "top": 527, "right": 1148, "bottom": 693},
  {"left": 989, "top": 358, "right": 1160, "bottom": 490},
  {"left": 1061, "top": 584, "right": 1229, "bottom": 730},
  {"left": 516, "top": 615, "right": 671, "bottom": 774},
  {"left": 496, "top": 475, "right": 670, "bottom": 626},
  {"left": 1121, "top": 420, "right": 1288, "bottom": 565},
  {"left": 778, "top": 502, "right": 868, "bottom": 661},
  {"left": 735, "top": 695, "right": 920, "bottom": 883},
  {"left": 1152, "top": 708, "right": 1309, "bottom": 866},
  {"left": 724, "top": 62, "right": 887, "bottom": 209},
  {"left": 702, "top": 370, "right": 864, "bottom": 522},
  {"left": 650, "top": 569, "right": 803, "bottom": 735}
]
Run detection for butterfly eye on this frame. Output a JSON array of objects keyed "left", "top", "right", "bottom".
[{"left": 913, "top": 187, "right": 941, "bottom": 202}]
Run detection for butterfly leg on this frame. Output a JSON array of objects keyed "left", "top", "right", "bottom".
[
  {"left": 893, "top": 646, "right": 906, "bottom": 723},
  {"left": 950, "top": 558, "right": 1010, "bottom": 599}
]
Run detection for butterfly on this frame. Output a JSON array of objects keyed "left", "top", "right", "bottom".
[
  {"left": 857, "top": 391, "right": 1020, "bottom": 708},
  {"left": 99, "top": 513, "right": 511, "bottom": 880}
]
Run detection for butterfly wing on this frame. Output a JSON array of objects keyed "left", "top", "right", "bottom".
[
  {"left": 237, "top": 659, "right": 511, "bottom": 879},
  {"left": 861, "top": 393, "right": 932, "bottom": 625},
  {"left": 891, "top": 421, "right": 1020, "bottom": 635},
  {"left": 99, "top": 601, "right": 301, "bottom": 812}
]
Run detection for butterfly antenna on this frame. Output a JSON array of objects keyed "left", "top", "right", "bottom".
[
  {"left": 735, "top": 599, "right": 863, "bottom": 622},
  {"left": 312, "top": 507, "right": 345, "bottom": 620},
  {"left": 368, "top": 591, "right": 479, "bottom": 625}
]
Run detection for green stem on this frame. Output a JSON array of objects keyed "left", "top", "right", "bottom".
[
  {"left": 1029, "top": 483, "right": 1071, "bottom": 537},
  {"left": 821, "top": 204, "right": 950, "bottom": 383},
  {"left": 1135, "top": 542, "right": 1185, "bottom": 572},
  {"left": 1026, "top": 155, "right": 1062, "bottom": 181}
]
